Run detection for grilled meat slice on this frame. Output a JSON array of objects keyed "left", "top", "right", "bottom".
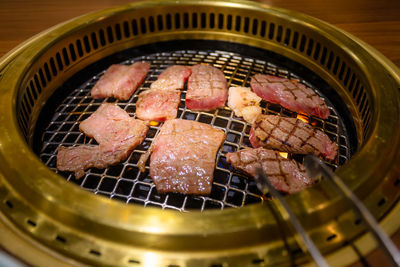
[
  {"left": 57, "top": 145, "right": 100, "bottom": 179},
  {"left": 79, "top": 103, "right": 148, "bottom": 149},
  {"left": 57, "top": 103, "right": 148, "bottom": 178},
  {"left": 139, "top": 119, "right": 225, "bottom": 195},
  {"left": 227, "top": 86, "right": 262, "bottom": 124},
  {"left": 91, "top": 62, "right": 150, "bottom": 100},
  {"left": 186, "top": 64, "right": 228, "bottom": 111},
  {"left": 250, "top": 115, "right": 337, "bottom": 161},
  {"left": 226, "top": 147, "right": 314, "bottom": 194},
  {"left": 57, "top": 143, "right": 138, "bottom": 179},
  {"left": 136, "top": 89, "right": 181, "bottom": 122},
  {"left": 150, "top": 65, "right": 192, "bottom": 91},
  {"left": 250, "top": 74, "right": 330, "bottom": 119}
]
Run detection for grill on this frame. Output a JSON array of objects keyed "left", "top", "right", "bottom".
[
  {"left": 37, "top": 45, "right": 352, "bottom": 211},
  {"left": 0, "top": 1, "right": 399, "bottom": 266}
]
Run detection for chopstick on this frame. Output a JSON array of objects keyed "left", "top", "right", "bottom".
[
  {"left": 254, "top": 168, "right": 330, "bottom": 267},
  {"left": 304, "top": 155, "right": 400, "bottom": 267}
]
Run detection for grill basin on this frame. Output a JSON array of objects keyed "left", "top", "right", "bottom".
[
  {"left": 0, "top": 1, "right": 399, "bottom": 266},
  {"left": 36, "top": 41, "right": 353, "bottom": 211}
]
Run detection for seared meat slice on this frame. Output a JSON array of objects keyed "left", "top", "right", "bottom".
[
  {"left": 227, "top": 86, "right": 262, "bottom": 124},
  {"left": 186, "top": 64, "right": 228, "bottom": 111},
  {"left": 91, "top": 62, "right": 150, "bottom": 100},
  {"left": 57, "top": 145, "right": 100, "bottom": 179},
  {"left": 150, "top": 65, "right": 192, "bottom": 91},
  {"left": 226, "top": 147, "right": 314, "bottom": 194},
  {"left": 79, "top": 103, "right": 148, "bottom": 149},
  {"left": 250, "top": 115, "right": 337, "bottom": 161},
  {"left": 57, "top": 103, "right": 148, "bottom": 178},
  {"left": 136, "top": 89, "right": 181, "bottom": 122},
  {"left": 250, "top": 74, "right": 330, "bottom": 119},
  {"left": 135, "top": 65, "right": 191, "bottom": 122},
  {"left": 139, "top": 119, "right": 225, "bottom": 195},
  {"left": 57, "top": 144, "right": 137, "bottom": 179}
]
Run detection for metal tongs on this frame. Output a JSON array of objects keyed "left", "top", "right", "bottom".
[{"left": 254, "top": 155, "right": 400, "bottom": 267}]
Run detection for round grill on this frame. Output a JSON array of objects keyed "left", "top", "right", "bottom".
[{"left": 0, "top": 1, "right": 399, "bottom": 266}]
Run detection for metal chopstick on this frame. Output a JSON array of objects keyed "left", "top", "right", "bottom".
[
  {"left": 254, "top": 168, "right": 330, "bottom": 267},
  {"left": 304, "top": 155, "right": 400, "bottom": 267}
]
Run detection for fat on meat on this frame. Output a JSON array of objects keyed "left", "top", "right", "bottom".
[
  {"left": 150, "top": 65, "right": 192, "bottom": 91},
  {"left": 185, "top": 64, "right": 228, "bottom": 111},
  {"left": 227, "top": 86, "right": 262, "bottom": 124},
  {"left": 57, "top": 103, "right": 148, "bottom": 178},
  {"left": 250, "top": 74, "right": 330, "bottom": 119},
  {"left": 226, "top": 147, "right": 314, "bottom": 194},
  {"left": 250, "top": 114, "right": 337, "bottom": 161},
  {"left": 138, "top": 119, "right": 225, "bottom": 195},
  {"left": 91, "top": 62, "right": 150, "bottom": 100},
  {"left": 136, "top": 90, "right": 181, "bottom": 122}
]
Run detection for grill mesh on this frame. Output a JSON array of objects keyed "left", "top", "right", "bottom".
[{"left": 38, "top": 49, "right": 350, "bottom": 211}]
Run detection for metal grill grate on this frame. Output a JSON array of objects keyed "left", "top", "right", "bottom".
[{"left": 38, "top": 49, "right": 351, "bottom": 211}]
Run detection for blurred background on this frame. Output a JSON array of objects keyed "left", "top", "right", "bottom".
[{"left": 0, "top": 0, "right": 399, "bottom": 67}]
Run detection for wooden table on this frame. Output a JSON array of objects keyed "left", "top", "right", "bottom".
[
  {"left": 0, "top": 0, "right": 399, "bottom": 266},
  {"left": 1, "top": 0, "right": 399, "bottom": 68}
]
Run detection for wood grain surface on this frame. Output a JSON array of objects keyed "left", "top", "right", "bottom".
[
  {"left": 0, "top": 0, "right": 399, "bottom": 266},
  {"left": 0, "top": 0, "right": 399, "bottom": 68}
]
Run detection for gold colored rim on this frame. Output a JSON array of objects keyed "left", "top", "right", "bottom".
[{"left": 0, "top": 0, "right": 399, "bottom": 266}]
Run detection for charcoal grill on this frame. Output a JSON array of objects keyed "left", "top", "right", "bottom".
[{"left": 0, "top": 0, "right": 399, "bottom": 266}]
